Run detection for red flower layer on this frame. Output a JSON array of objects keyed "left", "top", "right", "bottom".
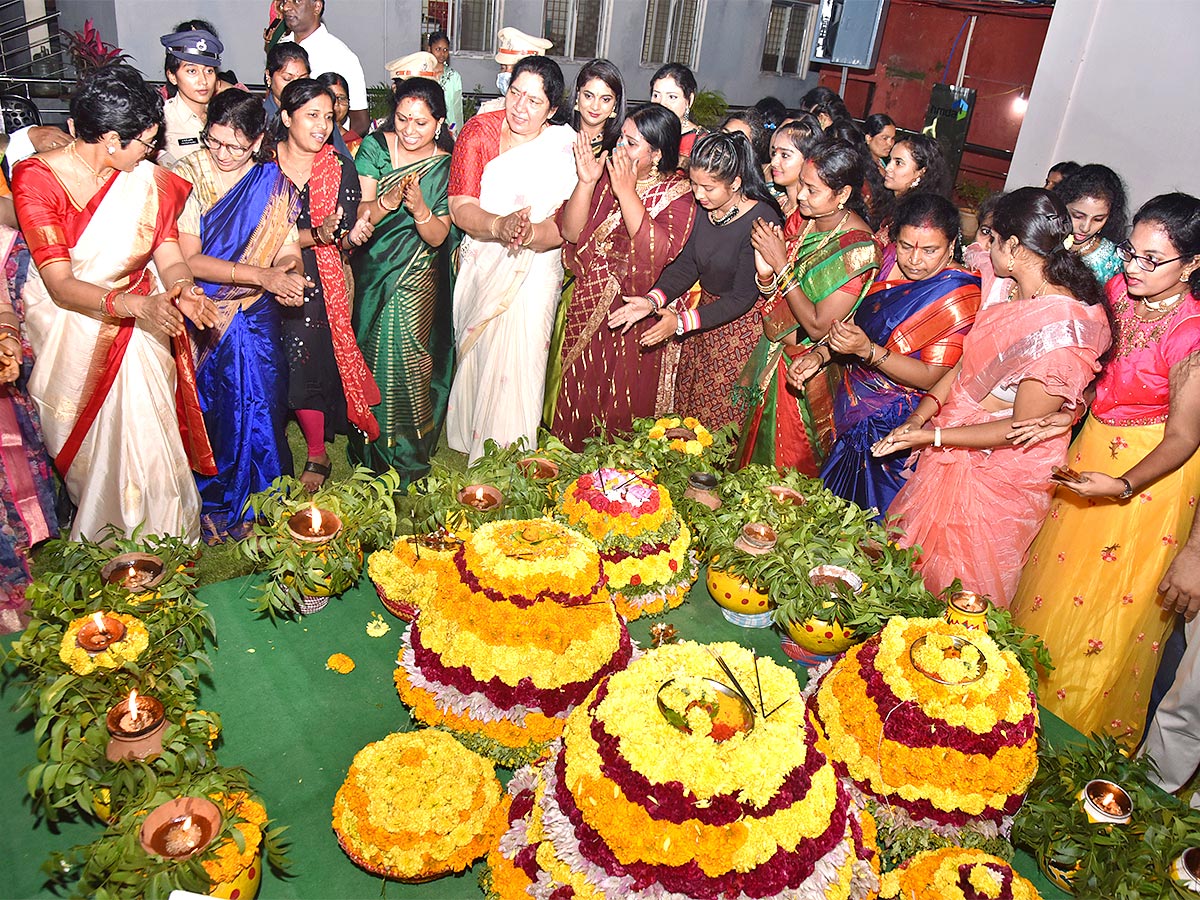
[
  {"left": 809, "top": 695, "right": 1021, "bottom": 827},
  {"left": 598, "top": 540, "right": 670, "bottom": 564},
  {"left": 857, "top": 640, "right": 1037, "bottom": 755},
  {"left": 585, "top": 684, "right": 824, "bottom": 826},
  {"left": 410, "top": 622, "right": 632, "bottom": 717},
  {"left": 453, "top": 548, "right": 607, "bottom": 609},
  {"left": 571, "top": 473, "right": 662, "bottom": 519},
  {"left": 553, "top": 748, "right": 855, "bottom": 899},
  {"left": 504, "top": 784, "right": 542, "bottom": 880}
]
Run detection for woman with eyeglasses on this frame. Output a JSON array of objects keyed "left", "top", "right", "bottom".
[
  {"left": 13, "top": 65, "right": 219, "bottom": 541},
  {"left": 171, "top": 88, "right": 306, "bottom": 541},
  {"left": 872, "top": 187, "right": 1111, "bottom": 608},
  {"left": 1010, "top": 192, "right": 1200, "bottom": 747},
  {"left": 1054, "top": 163, "right": 1128, "bottom": 284},
  {"left": 317, "top": 71, "right": 362, "bottom": 157}
]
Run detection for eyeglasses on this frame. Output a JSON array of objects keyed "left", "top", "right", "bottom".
[
  {"left": 132, "top": 137, "right": 156, "bottom": 155},
  {"left": 202, "top": 133, "right": 252, "bottom": 159},
  {"left": 1116, "top": 241, "right": 1183, "bottom": 272}
]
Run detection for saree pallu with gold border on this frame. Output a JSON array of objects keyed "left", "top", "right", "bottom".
[
  {"left": 179, "top": 155, "right": 301, "bottom": 541},
  {"left": 735, "top": 226, "right": 880, "bottom": 474},
  {"left": 548, "top": 171, "right": 695, "bottom": 450},
  {"left": 821, "top": 258, "right": 980, "bottom": 517},
  {"left": 15, "top": 158, "right": 212, "bottom": 542},
  {"left": 349, "top": 145, "right": 454, "bottom": 484}
]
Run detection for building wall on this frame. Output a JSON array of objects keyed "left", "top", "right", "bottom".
[
  {"left": 816, "top": 0, "right": 1052, "bottom": 196},
  {"left": 1005, "top": 0, "right": 1200, "bottom": 206},
  {"left": 58, "top": 0, "right": 815, "bottom": 110}
]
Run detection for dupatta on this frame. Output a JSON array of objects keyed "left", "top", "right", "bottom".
[{"left": 308, "top": 144, "right": 381, "bottom": 440}]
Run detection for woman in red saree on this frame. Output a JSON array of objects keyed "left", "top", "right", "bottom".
[
  {"left": 14, "top": 65, "right": 217, "bottom": 542},
  {"left": 549, "top": 104, "right": 695, "bottom": 449},
  {"left": 872, "top": 188, "right": 1111, "bottom": 606}
]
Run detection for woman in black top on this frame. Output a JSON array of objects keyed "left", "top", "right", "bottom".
[{"left": 609, "top": 131, "right": 782, "bottom": 425}]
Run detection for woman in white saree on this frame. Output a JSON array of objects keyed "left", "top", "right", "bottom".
[
  {"left": 13, "top": 65, "right": 217, "bottom": 542},
  {"left": 445, "top": 55, "right": 578, "bottom": 461}
]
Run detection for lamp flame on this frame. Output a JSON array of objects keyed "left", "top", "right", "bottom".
[
  {"left": 310, "top": 504, "right": 322, "bottom": 533},
  {"left": 129, "top": 689, "right": 139, "bottom": 719},
  {"left": 92, "top": 611, "right": 106, "bottom": 634}
]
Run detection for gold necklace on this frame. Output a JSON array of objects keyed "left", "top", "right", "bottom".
[
  {"left": 1007, "top": 277, "right": 1049, "bottom": 302},
  {"left": 1073, "top": 233, "right": 1102, "bottom": 256},
  {"left": 1139, "top": 289, "right": 1187, "bottom": 314},
  {"left": 67, "top": 140, "right": 109, "bottom": 183}
]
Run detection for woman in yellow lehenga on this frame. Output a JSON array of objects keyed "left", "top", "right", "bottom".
[{"left": 1011, "top": 193, "right": 1200, "bottom": 747}]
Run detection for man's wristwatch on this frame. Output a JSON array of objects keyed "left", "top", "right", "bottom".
[
  {"left": 675, "top": 314, "right": 685, "bottom": 337},
  {"left": 1118, "top": 476, "right": 1134, "bottom": 499}
]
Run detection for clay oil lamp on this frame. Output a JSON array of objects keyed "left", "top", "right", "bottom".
[
  {"left": 140, "top": 796, "right": 222, "bottom": 860},
  {"left": 1078, "top": 779, "right": 1133, "bottom": 825},
  {"left": 76, "top": 611, "right": 127, "bottom": 654},
  {"left": 735, "top": 522, "right": 777, "bottom": 555},
  {"left": 287, "top": 503, "right": 342, "bottom": 545},
  {"left": 105, "top": 688, "right": 167, "bottom": 761},
  {"left": 101, "top": 553, "right": 166, "bottom": 593},
  {"left": 683, "top": 472, "right": 722, "bottom": 510},
  {"left": 457, "top": 484, "right": 504, "bottom": 511},
  {"left": 518, "top": 456, "right": 559, "bottom": 480},
  {"left": 767, "top": 485, "right": 806, "bottom": 507},
  {"left": 1171, "top": 847, "right": 1200, "bottom": 891}
]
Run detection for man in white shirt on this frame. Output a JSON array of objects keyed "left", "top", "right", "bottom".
[{"left": 279, "top": 0, "right": 369, "bottom": 135}]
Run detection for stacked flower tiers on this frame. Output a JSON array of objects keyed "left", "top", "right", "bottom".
[
  {"left": 807, "top": 617, "right": 1039, "bottom": 843},
  {"left": 368, "top": 529, "right": 461, "bottom": 621},
  {"left": 333, "top": 730, "right": 509, "bottom": 881},
  {"left": 485, "top": 641, "right": 881, "bottom": 900},
  {"left": 394, "top": 519, "right": 633, "bottom": 766},
  {"left": 879, "top": 847, "right": 1043, "bottom": 900},
  {"left": 558, "top": 467, "right": 698, "bottom": 620}
]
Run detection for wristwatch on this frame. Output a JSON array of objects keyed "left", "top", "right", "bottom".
[
  {"left": 675, "top": 314, "right": 685, "bottom": 337},
  {"left": 1118, "top": 477, "right": 1134, "bottom": 499}
]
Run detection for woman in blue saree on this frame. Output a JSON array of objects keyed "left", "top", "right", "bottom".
[
  {"left": 790, "top": 194, "right": 981, "bottom": 517},
  {"left": 174, "top": 89, "right": 306, "bottom": 541}
]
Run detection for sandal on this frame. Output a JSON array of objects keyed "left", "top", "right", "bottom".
[{"left": 301, "top": 459, "right": 332, "bottom": 492}]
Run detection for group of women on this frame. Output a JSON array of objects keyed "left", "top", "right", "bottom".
[{"left": 1, "top": 51, "right": 1199, "bottom": 761}]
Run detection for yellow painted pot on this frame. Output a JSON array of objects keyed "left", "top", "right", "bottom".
[
  {"left": 91, "top": 787, "right": 113, "bottom": 823},
  {"left": 209, "top": 846, "right": 264, "bottom": 900},
  {"left": 706, "top": 566, "right": 771, "bottom": 615},
  {"left": 783, "top": 607, "right": 856, "bottom": 655},
  {"left": 1040, "top": 857, "right": 1081, "bottom": 893}
]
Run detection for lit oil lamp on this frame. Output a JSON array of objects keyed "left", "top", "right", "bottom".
[
  {"left": 767, "top": 485, "right": 807, "bottom": 507},
  {"left": 105, "top": 689, "right": 167, "bottom": 761},
  {"left": 76, "top": 611, "right": 127, "bottom": 654},
  {"left": 1078, "top": 779, "right": 1132, "bottom": 825},
  {"left": 684, "top": 472, "right": 722, "bottom": 510},
  {"left": 945, "top": 590, "right": 991, "bottom": 632},
  {"left": 139, "top": 796, "right": 222, "bottom": 860},
  {"left": 1172, "top": 847, "right": 1200, "bottom": 891},
  {"left": 100, "top": 553, "right": 165, "bottom": 593},
  {"left": 735, "top": 522, "right": 777, "bottom": 555},
  {"left": 287, "top": 503, "right": 342, "bottom": 544},
  {"left": 519, "top": 456, "right": 559, "bottom": 480},
  {"left": 458, "top": 484, "right": 504, "bottom": 511}
]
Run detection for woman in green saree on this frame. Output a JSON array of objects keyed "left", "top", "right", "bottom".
[{"left": 349, "top": 77, "right": 455, "bottom": 484}]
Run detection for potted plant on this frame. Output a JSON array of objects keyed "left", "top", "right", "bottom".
[
  {"left": 238, "top": 467, "right": 401, "bottom": 619},
  {"left": 955, "top": 178, "right": 993, "bottom": 242}
]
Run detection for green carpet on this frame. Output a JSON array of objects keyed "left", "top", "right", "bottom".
[{"left": 1, "top": 573, "right": 1072, "bottom": 899}]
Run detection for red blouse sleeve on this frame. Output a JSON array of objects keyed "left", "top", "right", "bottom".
[
  {"left": 448, "top": 111, "right": 504, "bottom": 199},
  {"left": 1160, "top": 306, "right": 1200, "bottom": 369},
  {"left": 12, "top": 158, "right": 72, "bottom": 267}
]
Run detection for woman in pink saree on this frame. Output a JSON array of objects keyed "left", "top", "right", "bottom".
[{"left": 872, "top": 188, "right": 1111, "bottom": 606}]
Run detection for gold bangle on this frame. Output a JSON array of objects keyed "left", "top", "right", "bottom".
[
  {"left": 230, "top": 261, "right": 237, "bottom": 283},
  {"left": 522, "top": 226, "right": 535, "bottom": 248},
  {"left": 413, "top": 209, "right": 434, "bottom": 226},
  {"left": 489, "top": 216, "right": 501, "bottom": 240}
]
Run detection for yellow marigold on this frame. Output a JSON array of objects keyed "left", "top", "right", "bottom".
[
  {"left": 697, "top": 428, "right": 714, "bottom": 447},
  {"left": 684, "top": 439, "right": 703, "bottom": 455},
  {"left": 332, "top": 730, "right": 510, "bottom": 880},
  {"left": 486, "top": 846, "right": 536, "bottom": 900},
  {"left": 683, "top": 417, "right": 700, "bottom": 429},
  {"left": 879, "top": 847, "right": 1043, "bottom": 900},
  {"left": 668, "top": 439, "right": 686, "bottom": 452},
  {"left": 326, "top": 653, "right": 355, "bottom": 674},
  {"left": 58, "top": 613, "right": 150, "bottom": 676},
  {"left": 647, "top": 426, "right": 666, "bottom": 440},
  {"left": 202, "top": 795, "right": 268, "bottom": 886}
]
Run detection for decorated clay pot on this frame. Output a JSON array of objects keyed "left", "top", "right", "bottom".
[
  {"left": 783, "top": 607, "right": 857, "bottom": 656},
  {"left": 208, "top": 846, "right": 264, "bottom": 900},
  {"left": 706, "top": 564, "right": 772, "bottom": 627}
]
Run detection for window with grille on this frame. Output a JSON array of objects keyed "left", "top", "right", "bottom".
[
  {"left": 760, "top": 1, "right": 816, "bottom": 77},
  {"left": 421, "top": 0, "right": 499, "bottom": 53},
  {"left": 641, "top": 0, "right": 704, "bottom": 68},
  {"left": 543, "top": 0, "right": 607, "bottom": 59}
]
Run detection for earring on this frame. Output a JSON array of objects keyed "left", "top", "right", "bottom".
[
  {"left": 682, "top": 110, "right": 690, "bottom": 123},
  {"left": 435, "top": 124, "right": 442, "bottom": 139},
  {"left": 607, "top": 110, "right": 616, "bottom": 119},
  {"left": 837, "top": 201, "right": 845, "bottom": 210},
  {"left": 1182, "top": 273, "right": 1191, "bottom": 283},
  {"left": 107, "top": 145, "right": 115, "bottom": 155},
  {"left": 911, "top": 176, "right": 921, "bottom": 188}
]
